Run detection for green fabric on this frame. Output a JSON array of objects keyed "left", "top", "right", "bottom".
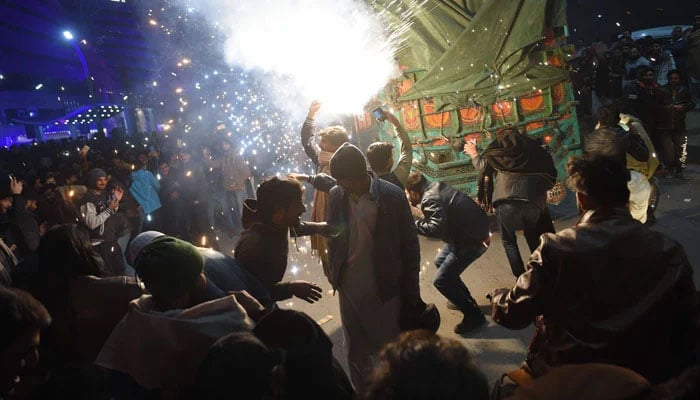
[
  {"left": 371, "top": 0, "right": 569, "bottom": 106},
  {"left": 135, "top": 236, "right": 204, "bottom": 305}
]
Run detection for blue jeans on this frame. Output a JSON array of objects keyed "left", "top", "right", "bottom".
[
  {"left": 495, "top": 201, "right": 555, "bottom": 277},
  {"left": 433, "top": 243, "right": 487, "bottom": 316},
  {"left": 207, "top": 190, "right": 235, "bottom": 232}
]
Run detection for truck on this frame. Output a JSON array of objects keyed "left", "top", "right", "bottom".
[{"left": 354, "top": 0, "right": 581, "bottom": 205}]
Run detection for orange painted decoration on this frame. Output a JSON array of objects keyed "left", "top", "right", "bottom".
[
  {"left": 354, "top": 112, "right": 372, "bottom": 131},
  {"left": 397, "top": 80, "right": 414, "bottom": 96},
  {"left": 519, "top": 93, "right": 544, "bottom": 114},
  {"left": 491, "top": 101, "right": 513, "bottom": 118},
  {"left": 423, "top": 100, "right": 451, "bottom": 128},
  {"left": 525, "top": 121, "right": 545, "bottom": 132},
  {"left": 551, "top": 83, "right": 564, "bottom": 105},
  {"left": 401, "top": 101, "right": 421, "bottom": 130},
  {"left": 459, "top": 107, "right": 484, "bottom": 125}
]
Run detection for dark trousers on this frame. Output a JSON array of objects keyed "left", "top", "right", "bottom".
[
  {"left": 495, "top": 201, "right": 555, "bottom": 277},
  {"left": 659, "top": 129, "right": 685, "bottom": 173},
  {"left": 433, "top": 243, "right": 487, "bottom": 317}
]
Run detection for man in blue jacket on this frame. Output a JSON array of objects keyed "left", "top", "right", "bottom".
[{"left": 406, "top": 171, "right": 490, "bottom": 334}]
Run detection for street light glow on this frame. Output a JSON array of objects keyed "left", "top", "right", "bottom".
[{"left": 62, "top": 30, "right": 74, "bottom": 40}]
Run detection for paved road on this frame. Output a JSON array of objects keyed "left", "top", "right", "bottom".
[{"left": 219, "top": 111, "right": 700, "bottom": 381}]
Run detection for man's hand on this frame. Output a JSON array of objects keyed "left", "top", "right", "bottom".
[
  {"left": 9, "top": 176, "right": 22, "bottom": 195},
  {"left": 307, "top": 100, "right": 322, "bottom": 119},
  {"left": 290, "top": 281, "right": 323, "bottom": 303},
  {"left": 463, "top": 141, "right": 479, "bottom": 158},
  {"left": 410, "top": 204, "right": 424, "bottom": 220},
  {"left": 230, "top": 290, "right": 265, "bottom": 316},
  {"left": 287, "top": 173, "right": 309, "bottom": 182}
]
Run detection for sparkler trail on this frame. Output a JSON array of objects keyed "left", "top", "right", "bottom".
[{"left": 175, "top": 0, "right": 409, "bottom": 117}]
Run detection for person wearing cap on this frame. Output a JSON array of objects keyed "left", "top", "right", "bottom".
[
  {"left": 96, "top": 235, "right": 259, "bottom": 397},
  {"left": 127, "top": 230, "right": 272, "bottom": 308},
  {"left": 78, "top": 168, "right": 126, "bottom": 276},
  {"left": 325, "top": 142, "right": 421, "bottom": 391},
  {"left": 235, "top": 177, "right": 325, "bottom": 308}
]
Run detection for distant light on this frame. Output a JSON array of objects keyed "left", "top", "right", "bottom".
[
  {"left": 123, "top": 95, "right": 128, "bottom": 100},
  {"left": 35, "top": 83, "right": 43, "bottom": 90},
  {"left": 81, "top": 39, "right": 87, "bottom": 45},
  {"left": 149, "top": 19, "right": 157, "bottom": 26},
  {"left": 62, "top": 30, "right": 74, "bottom": 40},
  {"left": 0, "top": 74, "right": 4, "bottom": 80},
  {"left": 616, "top": 22, "right": 621, "bottom": 27},
  {"left": 597, "top": 14, "right": 602, "bottom": 18},
  {"left": 152, "top": 81, "right": 157, "bottom": 86}
]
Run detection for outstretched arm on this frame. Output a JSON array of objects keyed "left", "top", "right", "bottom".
[
  {"left": 385, "top": 112, "right": 412, "bottom": 186},
  {"left": 301, "top": 101, "right": 322, "bottom": 165}
]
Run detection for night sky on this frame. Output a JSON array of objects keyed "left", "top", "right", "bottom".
[{"left": 567, "top": 0, "right": 700, "bottom": 43}]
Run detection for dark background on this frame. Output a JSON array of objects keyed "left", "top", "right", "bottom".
[{"left": 567, "top": 0, "right": 700, "bottom": 43}]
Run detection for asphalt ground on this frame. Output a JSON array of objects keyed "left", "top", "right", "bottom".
[{"left": 215, "top": 111, "right": 700, "bottom": 381}]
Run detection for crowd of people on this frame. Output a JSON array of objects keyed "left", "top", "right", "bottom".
[
  {"left": 570, "top": 24, "right": 696, "bottom": 180},
  {"left": 0, "top": 39, "right": 699, "bottom": 400}
]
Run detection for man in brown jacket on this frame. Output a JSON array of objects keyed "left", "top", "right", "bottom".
[{"left": 490, "top": 156, "right": 699, "bottom": 384}]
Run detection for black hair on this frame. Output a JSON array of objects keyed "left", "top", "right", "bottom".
[
  {"left": 666, "top": 69, "right": 683, "bottom": 81},
  {"left": 366, "top": 142, "right": 394, "bottom": 173},
  {"left": 567, "top": 156, "right": 630, "bottom": 207},
  {"left": 405, "top": 171, "right": 428, "bottom": 194},
  {"left": 255, "top": 177, "right": 303, "bottom": 223},
  {"left": 363, "top": 330, "right": 489, "bottom": 400},
  {"left": 597, "top": 104, "right": 621, "bottom": 128},
  {"left": 0, "top": 287, "right": 51, "bottom": 352},
  {"left": 37, "top": 224, "right": 107, "bottom": 283}
]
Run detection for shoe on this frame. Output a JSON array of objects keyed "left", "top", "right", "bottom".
[
  {"left": 446, "top": 301, "right": 459, "bottom": 311},
  {"left": 454, "top": 314, "right": 487, "bottom": 335}
]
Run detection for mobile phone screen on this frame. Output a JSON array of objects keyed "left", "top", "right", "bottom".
[{"left": 372, "top": 108, "right": 385, "bottom": 121}]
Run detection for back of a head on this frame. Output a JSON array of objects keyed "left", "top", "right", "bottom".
[
  {"left": 38, "top": 224, "right": 106, "bottom": 282},
  {"left": 318, "top": 126, "right": 349, "bottom": 151},
  {"left": 195, "top": 332, "right": 279, "bottom": 400},
  {"left": 254, "top": 309, "right": 354, "bottom": 399},
  {"left": 366, "top": 142, "right": 394, "bottom": 173},
  {"left": 134, "top": 235, "right": 204, "bottom": 308},
  {"left": 0, "top": 288, "right": 51, "bottom": 353},
  {"left": 405, "top": 171, "right": 428, "bottom": 194},
  {"left": 363, "top": 330, "right": 489, "bottom": 400},
  {"left": 567, "top": 156, "right": 630, "bottom": 207},
  {"left": 597, "top": 104, "right": 621, "bottom": 128},
  {"left": 254, "top": 177, "right": 303, "bottom": 223},
  {"left": 0, "top": 288, "right": 51, "bottom": 395}
]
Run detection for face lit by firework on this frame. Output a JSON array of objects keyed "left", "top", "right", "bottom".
[
  {"left": 319, "top": 138, "right": 338, "bottom": 153},
  {"left": 160, "top": 163, "right": 170, "bottom": 176},
  {"left": 179, "top": 152, "right": 191, "bottom": 163}
]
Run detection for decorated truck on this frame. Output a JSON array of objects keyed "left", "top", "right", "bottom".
[{"left": 355, "top": 0, "right": 580, "bottom": 203}]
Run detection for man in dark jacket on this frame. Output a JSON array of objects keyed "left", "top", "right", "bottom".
[
  {"left": 326, "top": 143, "right": 421, "bottom": 390},
  {"left": 490, "top": 156, "right": 699, "bottom": 383},
  {"left": 406, "top": 172, "right": 490, "bottom": 334},
  {"left": 465, "top": 129, "right": 557, "bottom": 277},
  {"left": 659, "top": 69, "right": 695, "bottom": 179}
]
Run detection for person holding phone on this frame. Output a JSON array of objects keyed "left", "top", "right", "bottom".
[{"left": 366, "top": 107, "right": 413, "bottom": 190}]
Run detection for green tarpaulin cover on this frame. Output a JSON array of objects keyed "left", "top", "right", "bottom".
[{"left": 369, "top": 0, "right": 569, "bottom": 107}]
